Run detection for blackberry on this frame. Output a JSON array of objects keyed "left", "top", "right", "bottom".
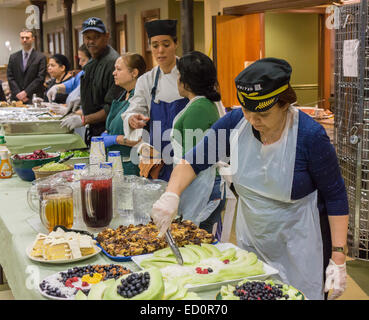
[
  {"left": 117, "top": 272, "right": 150, "bottom": 298},
  {"left": 234, "top": 281, "right": 285, "bottom": 300}
]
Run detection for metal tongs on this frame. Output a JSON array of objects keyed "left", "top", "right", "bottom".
[{"left": 165, "top": 229, "right": 184, "bottom": 265}]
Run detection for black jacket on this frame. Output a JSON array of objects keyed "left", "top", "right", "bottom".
[
  {"left": 7, "top": 49, "right": 47, "bottom": 102},
  {"left": 80, "top": 45, "right": 124, "bottom": 139}
]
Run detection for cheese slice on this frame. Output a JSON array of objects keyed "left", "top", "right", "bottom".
[{"left": 30, "top": 229, "right": 96, "bottom": 260}]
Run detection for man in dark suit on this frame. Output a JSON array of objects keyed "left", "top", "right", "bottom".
[{"left": 7, "top": 28, "right": 47, "bottom": 103}]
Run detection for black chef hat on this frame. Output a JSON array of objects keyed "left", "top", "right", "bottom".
[
  {"left": 235, "top": 58, "right": 292, "bottom": 112},
  {"left": 82, "top": 17, "right": 107, "bottom": 34},
  {"left": 144, "top": 19, "right": 177, "bottom": 39}
]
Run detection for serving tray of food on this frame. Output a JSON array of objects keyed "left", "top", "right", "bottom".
[
  {"left": 132, "top": 242, "right": 279, "bottom": 293},
  {"left": 216, "top": 278, "right": 306, "bottom": 300},
  {"left": 39, "top": 264, "right": 132, "bottom": 300},
  {"left": 2, "top": 120, "right": 71, "bottom": 135},
  {"left": 95, "top": 219, "right": 216, "bottom": 262},
  {"left": 27, "top": 227, "right": 101, "bottom": 264}
]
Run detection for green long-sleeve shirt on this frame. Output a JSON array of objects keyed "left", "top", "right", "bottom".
[{"left": 173, "top": 97, "right": 220, "bottom": 155}]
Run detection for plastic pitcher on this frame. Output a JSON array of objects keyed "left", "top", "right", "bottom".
[
  {"left": 39, "top": 185, "right": 74, "bottom": 232},
  {"left": 80, "top": 164, "right": 113, "bottom": 228}
]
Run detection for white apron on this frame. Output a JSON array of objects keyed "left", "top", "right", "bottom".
[
  {"left": 230, "top": 106, "right": 324, "bottom": 300},
  {"left": 170, "top": 96, "right": 220, "bottom": 226}
]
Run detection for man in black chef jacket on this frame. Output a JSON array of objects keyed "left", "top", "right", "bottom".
[{"left": 61, "top": 17, "right": 124, "bottom": 146}]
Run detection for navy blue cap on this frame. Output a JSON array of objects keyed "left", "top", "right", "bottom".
[
  {"left": 235, "top": 58, "right": 292, "bottom": 112},
  {"left": 82, "top": 17, "right": 107, "bottom": 34}
]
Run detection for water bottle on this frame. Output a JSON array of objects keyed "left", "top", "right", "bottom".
[
  {"left": 107, "top": 152, "right": 132, "bottom": 225},
  {"left": 72, "top": 163, "right": 86, "bottom": 228},
  {"left": 119, "top": 174, "right": 134, "bottom": 225},
  {"left": 89, "top": 136, "right": 106, "bottom": 165},
  {"left": 32, "top": 93, "right": 38, "bottom": 108}
]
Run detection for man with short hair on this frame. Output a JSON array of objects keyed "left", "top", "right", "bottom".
[
  {"left": 61, "top": 17, "right": 123, "bottom": 145},
  {"left": 7, "top": 28, "right": 47, "bottom": 103}
]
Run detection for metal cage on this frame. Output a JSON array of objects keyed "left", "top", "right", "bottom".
[{"left": 333, "top": 0, "right": 369, "bottom": 260}]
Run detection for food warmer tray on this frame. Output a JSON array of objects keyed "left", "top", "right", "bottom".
[{"left": 0, "top": 120, "right": 72, "bottom": 135}]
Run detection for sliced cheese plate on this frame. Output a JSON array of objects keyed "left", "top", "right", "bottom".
[{"left": 26, "top": 244, "right": 101, "bottom": 264}]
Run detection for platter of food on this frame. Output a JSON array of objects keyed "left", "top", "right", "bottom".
[
  {"left": 0, "top": 101, "right": 27, "bottom": 108},
  {"left": 27, "top": 227, "right": 101, "bottom": 264},
  {"left": 297, "top": 106, "right": 333, "bottom": 120},
  {"left": 95, "top": 219, "right": 216, "bottom": 262},
  {"left": 216, "top": 279, "right": 306, "bottom": 300},
  {"left": 132, "top": 242, "right": 279, "bottom": 292},
  {"left": 39, "top": 264, "right": 131, "bottom": 300}
]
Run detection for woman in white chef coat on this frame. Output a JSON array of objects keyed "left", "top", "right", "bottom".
[
  {"left": 121, "top": 19, "right": 188, "bottom": 181},
  {"left": 150, "top": 58, "right": 349, "bottom": 300}
]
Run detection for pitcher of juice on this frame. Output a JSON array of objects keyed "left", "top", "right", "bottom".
[
  {"left": 39, "top": 185, "right": 74, "bottom": 232},
  {"left": 80, "top": 164, "right": 113, "bottom": 228}
]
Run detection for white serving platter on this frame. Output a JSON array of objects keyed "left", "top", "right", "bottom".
[
  {"left": 26, "top": 244, "right": 101, "bottom": 264},
  {"left": 132, "top": 242, "right": 279, "bottom": 292}
]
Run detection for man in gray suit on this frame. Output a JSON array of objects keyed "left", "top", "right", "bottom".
[{"left": 7, "top": 29, "right": 47, "bottom": 103}]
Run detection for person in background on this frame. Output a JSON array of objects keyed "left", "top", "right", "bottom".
[
  {"left": 121, "top": 19, "right": 188, "bottom": 181},
  {"left": 46, "top": 45, "right": 91, "bottom": 114},
  {"left": 6, "top": 28, "right": 47, "bottom": 103},
  {"left": 0, "top": 81, "right": 6, "bottom": 102},
  {"left": 44, "top": 54, "right": 72, "bottom": 104},
  {"left": 172, "top": 51, "right": 225, "bottom": 235},
  {"left": 151, "top": 58, "right": 349, "bottom": 300},
  {"left": 60, "top": 17, "right": 123, "bottom": 146},
  {"left": 101, "top": 53, "right": 147, "bottom": 175}
]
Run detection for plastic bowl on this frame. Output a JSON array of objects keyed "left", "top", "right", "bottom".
[
  {"left": 11, "top": 152, "right": 60, "bottom": 182},
  {"left": 32, "top": 164, "right": 73, "bottom": 180}
]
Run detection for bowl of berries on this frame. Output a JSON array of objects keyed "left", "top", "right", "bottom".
[{"left": 11, "top": 149, "right": 60, "bottom": 181}]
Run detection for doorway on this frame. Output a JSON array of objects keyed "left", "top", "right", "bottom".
[
  {"left": 264, "top": 12, "right": 319, "bottom": 107},
  {"left": 214, "top": 3, "right": 333, "bottom": 110},
  {"left": 116, "top": 15, "right": 128, "bottom": 55}
]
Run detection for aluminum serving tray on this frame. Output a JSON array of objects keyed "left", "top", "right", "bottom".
[{"left": 1, "top": 120, "right": 72, "bottom": 135}]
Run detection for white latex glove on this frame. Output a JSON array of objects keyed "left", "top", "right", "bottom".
[
  {"left": 67, "top": 97, "right": 81, "bottom": 112},
  {"left": 324, "top": 258, "right": 347, "bottom": 300},
  {"left": 47, "top": 103, "right": 68, "bottom": 115},
  {"left": 151, "top": 192, "right": 180, "bottom": 237},
  {"left": 47, "top": 85, "right": 59, "bottom": 102},
  {"left": 60, "top": 114, "right": 83, "bottom": 130}
]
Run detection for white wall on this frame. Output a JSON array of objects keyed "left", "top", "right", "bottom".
[{"left": 0, "top": 7, "right": 29, "bottom": 65}]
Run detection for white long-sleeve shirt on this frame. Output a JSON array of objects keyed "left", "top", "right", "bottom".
[{"left": 122, "top": 64, "right": 182, "bottom": 140}]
